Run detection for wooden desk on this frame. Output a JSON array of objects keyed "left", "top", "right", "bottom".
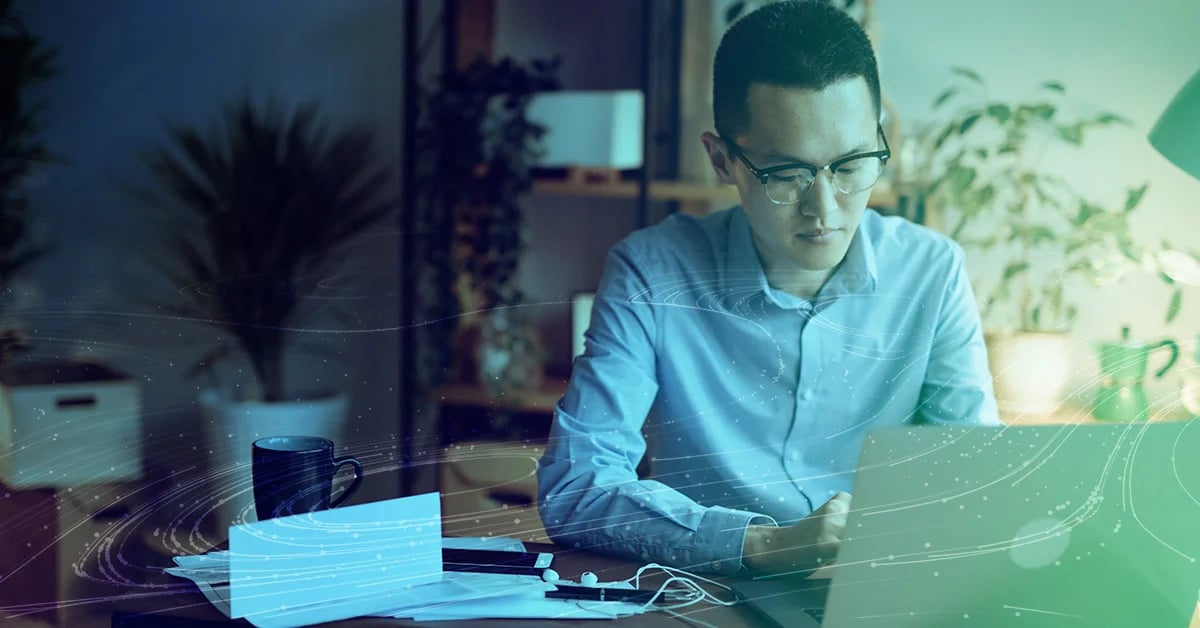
[{"left": 108, "top": 541, "right": 774, "bottom": 627}]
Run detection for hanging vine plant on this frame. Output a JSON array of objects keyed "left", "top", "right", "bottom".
[{"left": 413, "top": 54, "right": 560, "bottom": 393}]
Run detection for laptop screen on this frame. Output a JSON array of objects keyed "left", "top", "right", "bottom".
[{"left": 821, "top": 423, "right": 1200, "bottom": 627}]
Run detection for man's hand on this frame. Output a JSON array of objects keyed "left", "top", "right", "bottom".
[{"left": 742, "top": 492, "right": 852, "bottom": 575}]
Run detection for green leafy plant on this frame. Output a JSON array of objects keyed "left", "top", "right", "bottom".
[
  {"left": 0, "top": 0, "right": 56, "bottom": 366},
  {"left": 412, "top": 55, "right": 559, "bottom": 391},
  {"left": 132, "top": 100, "right": 394, "bottom": 402},
  {"left": 919, "top": 67, "right": 1189, "bottom": 332}
]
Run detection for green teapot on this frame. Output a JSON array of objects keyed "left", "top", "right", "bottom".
[{"left": 1092, "top": 326, "right": 1179, "bottom": 421}]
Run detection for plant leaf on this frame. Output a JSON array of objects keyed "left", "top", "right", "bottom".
[
  {"left": 946, "top": 165, "right": 977, "bottom": 196},
  {"left": 1166, "top": 289, "right": 1182, "bottom": 323},
  {"left": 1082, "top": 211, "right": 1126, "bottom": 235},
  {"left": 1032, "top": 103, "right": 1057, "bottom": 120},
  {"left": 985, "top": 103, "right": 1012, "bottom": 124},
  {"left": 933, "top": 87, "right": 958, "bottom": 110},
  {"left": 951, "top": 66, "right": 984, "bottom": 84},
  {"left": 1117, "top": 236, "right": 1142, "bottom": 262},
  {"left": 958, "top": 112, "right": 982, "bottom": 135},
  {"left": 1073, "top": 200, "right": 1103, "bottom": 227},
  {"left": 1041, "top": 81, "right": 1065, "bottom": 93},
  {"left": 1029, "top": 226, "right": 1057, "bottom": 245},
  {"left": 1123, "top": 184, "right": 1147, "bottom": 212},
  {"left": 1057, "top": 123, "right": 1083, "bottom": 145},
  {"left": 1004, "top": 262, "right": 1031, "bottom": 280}
]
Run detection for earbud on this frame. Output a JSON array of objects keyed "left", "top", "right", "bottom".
[
  {"left": 541, "top": 568, "right": 560, "bottom": 583},
  {"left": 580, "top": 571, "right": 599, "bottom": 587}
]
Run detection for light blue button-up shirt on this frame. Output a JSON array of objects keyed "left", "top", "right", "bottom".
[{"left": 537, "top": 206, "right": 1000, "bottom": 574}]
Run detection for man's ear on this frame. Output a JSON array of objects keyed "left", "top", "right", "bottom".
[{"left": 700, "top": 131, "right": 738, "bottom": 186}]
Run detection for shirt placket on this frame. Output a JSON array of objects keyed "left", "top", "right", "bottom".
[{"left": 782, "top": 302, "right": 817, "bottom": 515}]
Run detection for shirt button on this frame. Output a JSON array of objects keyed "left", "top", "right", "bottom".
[
  {"left": 800, "top": 389, "right": 813, "bottom": 401},
  {"left": 712, "top": 561, "right": 722, "bottom": 571}
]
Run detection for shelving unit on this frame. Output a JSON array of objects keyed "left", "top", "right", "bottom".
[
  {"left": 532, "top": 179, "right": 737, "bottom": 203},
  {"left": 436, "top": 379, "right": 568, "bottom": 414},
  {"left": 531, "top": 178, "right": 900, "bottom": 216}
]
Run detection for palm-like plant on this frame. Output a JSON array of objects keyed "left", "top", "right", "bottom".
[
  {"left": 132, "top": 100, "right": 394, "bottom": 402},
  {"left": 0, "top": 0, "right": 55, "bottom": 368}
]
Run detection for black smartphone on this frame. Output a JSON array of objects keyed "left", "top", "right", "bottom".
[{"left": 442, "top": 548, "right": 554, "bottom": 576}]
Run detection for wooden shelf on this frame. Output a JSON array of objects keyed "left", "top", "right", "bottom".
[
  {"left": 530, "top": 178, "right": 899, "bottom": 209},
  {"left": 531, "top": 179, "right": 738, "bottom": 203},
  {"left": 436, "top": 378, "right": 569, "bottom": 414}
]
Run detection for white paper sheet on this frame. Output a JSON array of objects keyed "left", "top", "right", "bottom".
[
  {"left": 228, "top": 492, "right": 442, "bottom": 624},
  {"left": 381, "top": 571, "right": 556, "bottom": 616}
]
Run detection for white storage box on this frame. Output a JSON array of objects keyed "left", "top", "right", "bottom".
[
  {"left": 0, "top": 361, "right": 142, "bottom": 488},
  {"left": 526, "top": 90, "right": 644, "bottom": 169}
]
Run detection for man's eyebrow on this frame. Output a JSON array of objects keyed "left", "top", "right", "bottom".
[{"left": 762, "top": 142, "right": 873, "bottom": 164}]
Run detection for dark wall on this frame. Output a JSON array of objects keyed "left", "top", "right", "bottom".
[{"left": 12, "top": 0, "right": 405, "bottom": 497}]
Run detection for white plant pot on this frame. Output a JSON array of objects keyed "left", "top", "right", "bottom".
[
  {"left": 200, "top": 390, "right": 348, "bottom": 536},
  {"left": 986, "top": 331, "right": 1073, "bottom": 415}
]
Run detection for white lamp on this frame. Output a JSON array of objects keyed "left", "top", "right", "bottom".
[
  {"left": 1149, "top": 68, "right": 1200, "bottom": 181},
  {"left": 1149, "top": 67, "right": 1200, "bottom": 416}
]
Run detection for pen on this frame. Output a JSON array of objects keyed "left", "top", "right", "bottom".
[{"left": 545, "top": 584, "right": 659, "bottom": 604}]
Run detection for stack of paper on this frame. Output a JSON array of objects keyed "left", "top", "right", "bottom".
[
  {"left": 165, "top": 537, "right": 540, "bottom": 619},
  {"left": 164, "top": 493, "right": 644, "bottom": 626}
]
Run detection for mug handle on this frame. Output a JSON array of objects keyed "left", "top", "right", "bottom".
[
  {"left": 1152, "top": 340, "right": 1179, "bottom": 378},
  {"left": 329, "top": 456, "right": 364, "bottom": 508}
]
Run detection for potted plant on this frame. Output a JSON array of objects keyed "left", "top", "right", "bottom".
[
  {"left": 917, "top": 68, "right": 1189, "bottom": 413},
  {"left": 131, "top": 99, "right": 394, "bottom": 526},
  {"left": 0, "top": 0, "right": 55, "bottom": 373},
  {"left": 413, "top": 55, "right": 559, "bottom": 398}
]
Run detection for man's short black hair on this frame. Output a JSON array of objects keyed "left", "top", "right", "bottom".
[{"left": 713, "top": 0, "right": 881, "bottom": 138}]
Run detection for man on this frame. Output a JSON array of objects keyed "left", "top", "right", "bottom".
[{"left": 537, "top": 0, "right": 999, "bottom": 576}]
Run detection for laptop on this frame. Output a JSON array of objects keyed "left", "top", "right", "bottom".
[
  {"left": 736, "top": 422, "right": 1200, "bottom": 627},
  {"left": 730, "top": 574, "right": 829, "bottom": 627}
]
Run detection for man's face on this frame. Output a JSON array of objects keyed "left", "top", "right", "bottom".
[{"left": 707, "top": 79, "right": 879, "bottom": 282}]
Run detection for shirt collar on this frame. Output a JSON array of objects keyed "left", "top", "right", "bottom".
[{"left": 726, "top": 206, "right": 878, "bottom": 309}]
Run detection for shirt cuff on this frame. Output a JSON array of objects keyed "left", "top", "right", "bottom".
[{"left": 694, "top": 506, "right": 778, "bottom": 575}]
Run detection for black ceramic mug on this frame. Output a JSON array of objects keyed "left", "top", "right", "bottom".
[{"left": 251, "top": 436, "right": 364, "bottom": 521}]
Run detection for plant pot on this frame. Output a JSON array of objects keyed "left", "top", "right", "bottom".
[
  {"left": 199, "top": 389, "right": 348, "bottom": 538},
  {"left": 986, "top": 330, "right": 1073, "bottom": 414}
]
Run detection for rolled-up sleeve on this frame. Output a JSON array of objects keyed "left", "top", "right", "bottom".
[
  {"left": 917, "top": 244, "right": 1001, "bottom": 426},
  {"left": 537, "top": 241, "right": 775, "bottom": 574}
]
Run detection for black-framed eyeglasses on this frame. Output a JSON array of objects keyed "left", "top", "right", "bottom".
[{"left": 723, "top": 124, "right": 891, "bottom": 204}]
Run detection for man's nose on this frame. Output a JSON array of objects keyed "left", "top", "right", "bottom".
[{"left": 799, "top": 170, "right": 838, "bottom": 221}]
